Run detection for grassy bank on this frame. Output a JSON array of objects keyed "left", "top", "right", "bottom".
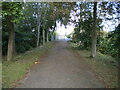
[
  {"left": 69, "top": 42, "right": 118, "bottom": 88},
  {"left": 2, "top": 42, "right": 53, "bottom": 88},
  {"left": 0, "top": 63, "right": 2, "bottom": 89}
]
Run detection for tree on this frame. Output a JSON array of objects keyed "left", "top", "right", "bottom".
[
  {"left": 90, "top": 2, "right": 97, "bottom": 58},
  {"left": 2, "top": 2, "right": 23, "bottom": 61},
  {"left": 72, "top": 2, "right": 94, "bottom": 49}
]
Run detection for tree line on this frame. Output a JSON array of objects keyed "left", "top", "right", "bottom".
[
  {"left": 2, "top": 2, "right": 120, "bottom": 61},
  {"left": 69, "top": 2, "right": 119, "bottom": 60},
  {"left": 2, "top": 2, "right": 75, "bottom": 61}
]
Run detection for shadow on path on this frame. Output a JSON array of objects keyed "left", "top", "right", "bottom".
[{"left": 17, "top": 40, "right": 105, "bottom": 88}]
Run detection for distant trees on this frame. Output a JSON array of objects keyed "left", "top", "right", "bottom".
[
  {"left": 71, "top": 2, "right": 119, "bottom": 59},
  {"left": 2, "top": 2, "right": 119, "bottom": 61},
  {"left": 2, "top": 2, "right": 74, "bottom": 61},
  {"left": 107, "top": 24, "right": 120, "bottom": 60}
]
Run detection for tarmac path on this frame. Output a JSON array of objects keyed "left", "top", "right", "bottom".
[{"left": 17, "top": 40, "right": 104, "bottom": 88}]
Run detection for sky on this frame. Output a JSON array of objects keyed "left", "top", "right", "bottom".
[
  {"left": 56, "top": 20, "right": 119, "bottom": 36},
  {"left": 56, "top": 2, "right": 119, "bottom": 36},
  {"left": 56, "top": 10, "right": 119, "bottom": 36},
  {"left": 56, "top": 22, "right": 74, "bottom": 36},
  {"left": 56, "top": 10, "right": 76, "bottom": 36}
]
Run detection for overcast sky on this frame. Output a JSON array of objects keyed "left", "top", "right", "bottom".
[
  {"left": 56, "top": 7, "right": 119, "bottom": 36},
  {"left": 56, "top": 20, "right": 119, "bottom": 36},
  {"left": 56, "top": 22, "right": 74, "bottom": 36}
]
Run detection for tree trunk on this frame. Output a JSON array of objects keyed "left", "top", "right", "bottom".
[
  {"left": 7, "top": 20, "right": 14, "bottom": 61},
  {"left": 36, "top": 3, "right": 42, "bottom": 47},
  {"left": 37, "top": 23, "right": 40, "bottom": 47},
  {"left": 46, "top": 30, "right": 49, "bottom": 42},
  {"left": 51, "top": 30, "right": 55, "bottom": 41},
  {"left": 13, "top": 24, "right": 16, "bottom": 55},
  {"left": 54, "top": 32, "right": 56, "bottom": 40},
  {"left": 42, "top": 29, "right": 45, "bottom": 45},
  {"left": 13, "top": 29, "right": 15, "bottom": 55},
  {"left": 90, "top": 2, "right": 97, "bottom": 58},
  {"left": 51, "top": 23, "right": 56, "bottom": 41}
]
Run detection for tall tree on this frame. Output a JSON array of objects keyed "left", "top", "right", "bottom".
[
  {"left": 36, "top": 3, "right": 42, "bottom": 47},
  {"left": 2, "top": 2, "right": 23, "bottom": 61},
  {"left": 7, "top": 16, "right": 14, "bottom": 61},
  {"left": 90, "top": 2, "right": 97, "bottom": 58}
]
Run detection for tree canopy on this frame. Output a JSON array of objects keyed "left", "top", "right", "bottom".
[{"left": 2, "top": 2, "right": 119, "bottom": 61}]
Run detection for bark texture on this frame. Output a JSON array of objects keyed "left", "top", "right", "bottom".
[
  {"left": 7, "top": 16, "right": 14, "bottom": 61},
  {"left": 42, "top": 29, "right": 45, "bottom": 45},
  {"left": 91, "top": 2, "right": 97, "bottom": 58}
]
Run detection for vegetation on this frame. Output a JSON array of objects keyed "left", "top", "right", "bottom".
[
  {"left": 2, "top": 2, "right": 74, "bottom": 61},
  {"left": 71, "top": 25, "right": 120, "bottom": 60},
  {"left": 69, "top": 42, "right": 118, "bottom": 88},
  {"left": 97, "top": 25, "right": 120, "bottom": 60},
  {"left": 2, "top": 2, "right": 74, "bottom": 88},
  {"left": 2, "top": 1, "right": 119, "bottom": 88},
  {"left": 2, "top": 42, "right": 53, "bottom": 88},
  {"left": 2, "top": 2, "right": 119, "bottom": 61},
  {"left": 67, "top": 2, "right": 119, "bottom": 87},
  {"left": 0, "top": 63, "right": 1, "bottom": 89},
  {"left": 70, "top": 2, "right": 119, "bottom": 60}
]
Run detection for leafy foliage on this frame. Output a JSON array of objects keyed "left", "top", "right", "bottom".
[
  {"left": 2, "top": 2, "right": 74, "bottom": 56},
  {"left": 70, "top": 2, "right": 119, "bottom": 59},
  {"left": 97, "top": 24, "right": 120, "bottom": 59}
]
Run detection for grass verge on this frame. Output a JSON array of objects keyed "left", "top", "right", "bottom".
[
  {"left": 69, "top": 42, "right": 118, "bottom": 88},
  {"left": 0, "top": 63, "right": 2, "bottom": 89},
  {"left": 2, "top": 42, "right": 53, "bottom": 88}
]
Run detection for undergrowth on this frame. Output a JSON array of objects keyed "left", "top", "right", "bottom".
[
  {"left": 69, "top": 42, "right": 118, "bottom": 88},
  {"left": 2, "top": 42, "right": 53, "bottom": 88}
]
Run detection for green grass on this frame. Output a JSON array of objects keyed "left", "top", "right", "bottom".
[
  {"left": 0, "top": 63, "right": 2, "bottom": 89},
  {"left": 69, "top": 42, "right": 118, "bottom": 88},
  {"left": 2, "top": 42, "right": 53, "bottom": 88}
]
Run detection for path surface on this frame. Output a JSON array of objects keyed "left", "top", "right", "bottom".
[{"left": 17, "top": 40, "right": 105, "bottom": 88}]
